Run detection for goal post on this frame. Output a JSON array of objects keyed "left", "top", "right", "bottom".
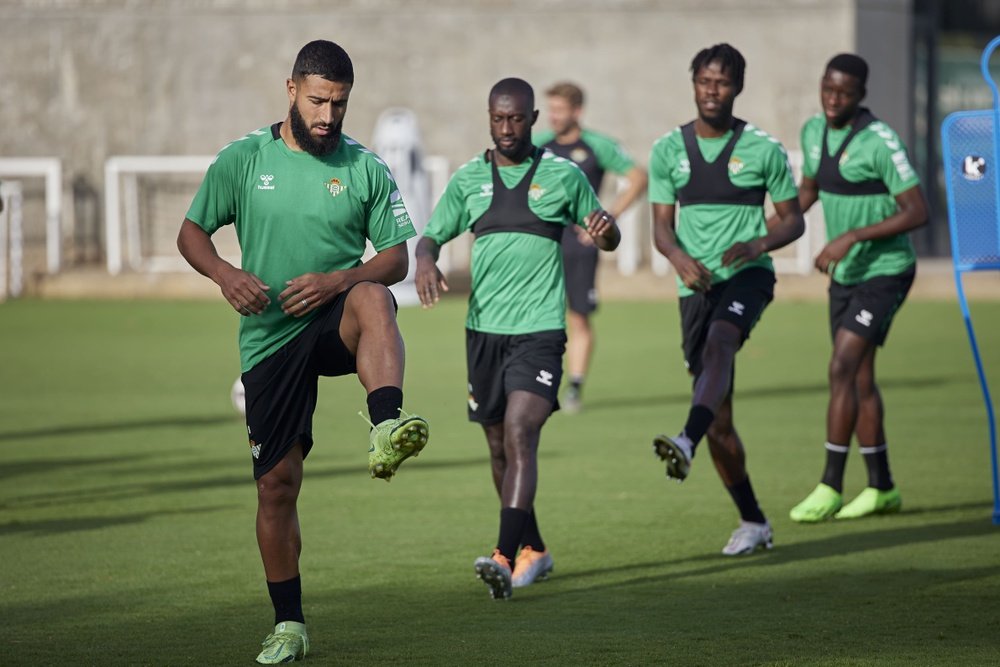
[
  {"left": 0, "top": 158, "right": 62, "bottom": 275},
  {"left": 0, "top": 180, "right": 25, "bottom": 301},
  {"left": 104, "top": 155, "right": 217, "bottom": 275}
]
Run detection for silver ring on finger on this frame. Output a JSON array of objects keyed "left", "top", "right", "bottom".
[{"left": 301, "top": 298, "right": 308, "bottom": 308}]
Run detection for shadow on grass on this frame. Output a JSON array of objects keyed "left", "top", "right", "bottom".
[
  {"left": 554, "top": 514, "right": 998, "bottom": 590},
  {"left": 897, "top": 499, "right": 996, "bottom": 516},
  {"left": 0, "top": 452, "right": 162, "bottom": 481},
  {"left": 0, "top": 504, "right": 236, "bottom": 536},
  {"left": 1, "top": 455, "right": 486, "bottom": 511},
  {"left": 2, "top": 526, "right": 998, "bottom": 664},
  {"left": 0, "top": 414, "right": 237, "bottom": 442},
  {"left": 583, "top": 374, "right": 971, "bottom": 412}
]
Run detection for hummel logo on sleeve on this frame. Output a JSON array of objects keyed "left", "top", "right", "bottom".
[{"left": 535, "top": 370, "right": 554, "bottom": 387}]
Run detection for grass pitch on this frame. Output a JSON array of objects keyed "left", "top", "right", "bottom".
[{"left": 1, "top": 296, "right": 999, "bottom": 665}]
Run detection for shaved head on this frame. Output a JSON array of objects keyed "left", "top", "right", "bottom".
[
  {"left": 487, "top": 78, "right": 538, "bottom": 164},
  {"left": 489, "top": 77, "right": 535, "bottom": 110}
]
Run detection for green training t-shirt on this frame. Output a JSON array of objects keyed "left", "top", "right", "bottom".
[
  {"left": 423, "top": 150, "right": 601, "bottom": 334},
  {"left": 801, "top": 113, "right": 919, "bottom": 284},
  {"left": 186, "top": 126, "right": 416, "bottom": 372},
  {"left": 534, "top": 128, "right": 636, "bottom": 177},
  {"left": 648, "top": 122, "right": 798, "bottom": 296}
]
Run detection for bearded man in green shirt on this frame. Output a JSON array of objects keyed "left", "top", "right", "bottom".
[
  {"left": 177, "top": 40, "right": 428, "bottom": 664},
  {"left": 787, "top": 54, "right": 928, "bottom": 523},
  {"left": 649, "top": 43, "right": 805, "bottom": 556},
  {"left": 415, "top": 78, "right": 619, "bottom": 600}
]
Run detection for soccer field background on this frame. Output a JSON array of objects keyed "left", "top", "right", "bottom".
[{"left": 1, "top": 297, "right": 999, "bottom": 665}]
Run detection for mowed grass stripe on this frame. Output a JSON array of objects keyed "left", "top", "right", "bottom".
[{"left": 0, "top": 298, "right": 998, "bottom": 665}]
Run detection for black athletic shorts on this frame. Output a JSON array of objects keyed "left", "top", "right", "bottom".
[
  {"left": 563, "top": 235, "right": 600, "bottom": 315},
  {"left": 829, "top": 267, "right": 915, "bottom": 346},
  {"left": 465, "top": 329, "right": 566, "bottom": 425},
  {"left": 241, "top": 282, "right": 396, "bottom": 480},
  {"left": 679, "top": 266, "right": 775, "bottom": 378}
]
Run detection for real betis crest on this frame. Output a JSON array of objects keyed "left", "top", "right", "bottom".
[
  {"left": 528, "top": 183, "right": 545, "bottom": 201},
  {"left": 326, "top": 177, "right": 347, "bottom": 197},
  {"left": 728, "top": 157, "right": 745, "bottom": 175}
]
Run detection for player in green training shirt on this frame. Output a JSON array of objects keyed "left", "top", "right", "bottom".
[
  {"left": 648, "top": 44, "right": 805, "bottom": 555},
  {"left": 177, "top": 41, "right": 429, "bottom": 664},
  {"left": 535, "top": 82, "right": 648, "bottom": 414},
  {"left": 786, "top": 54, "right": 928, "bottom": 523},
  {"left": 415, "top": 78, "right": 620, "bottom": 600}
]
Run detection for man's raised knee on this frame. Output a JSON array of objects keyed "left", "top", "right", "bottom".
[{"left": 348, "top": 281, "right": 395, "bottom": 311}]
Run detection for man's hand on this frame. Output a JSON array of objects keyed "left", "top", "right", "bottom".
[
  {"left": 584, "top": 208, "right": 614, "bottom": 240},
  {"left": 279, "top": 271, "right": 349, "bottom": 317},
  {"left": 667, "top": 248, "right": 712, "bottom": 292},
  {"left": 582, "top": 208, "right": 621, "bottom": 251},
  {"left": 573, "top": 224, "right": 596, "bottom": 247},
  {"left": 814, "top": 232, "right": 856, "bottom": 274},
  {"left": 721, "top": 238, "right": 766, "bottom": 269},
  {"left": 415, "top": 255, "right": 449, "bottom": 309},
  {"left": 217, "top": 264, "right": 270, "bottom": 316}
]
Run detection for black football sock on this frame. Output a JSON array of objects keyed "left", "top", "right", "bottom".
[
  {"left": 267, "top": 575, "right": 304, "bottom": 625},
  {"left": 367, "top": 386, "right": 403, "bottom": 425},
  {"left": 519, "top": 510, "right": 546, "bottom": 552},
  {"left": 860, "top": 444, "right": 894, "bottom": 491},
  {"left": 820, "top": 442, "right": 849, "bottom": 493},
  {"left": 682, "top": 404, "right": 715, "bottom": 453},
  {"left": 726, "top": 476, "right": 767, "bottom": 524},
  {"left": 497, "top": 507, "right": 530, "bottom": 565}
]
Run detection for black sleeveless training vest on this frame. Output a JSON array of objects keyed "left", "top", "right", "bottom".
[
  {"left": 676, "top": 119, "right": 766, "bottom": 207},
  {"left": 815, "top": 108, "right": 889, "bottom": 196},
  {"left": 472, "top": 149, "right": 563, "bottom": 243}
]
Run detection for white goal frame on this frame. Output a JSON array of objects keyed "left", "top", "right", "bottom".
[
  {"left": 104, "top": 150, "right": 824, "bottom": 279},
  {"left": 0, "top": 180, "right": 24, "bottom": 300},
  {"left": 104, "top": 155, "right": 215, "bottom": 275},
  {"left": 0, "top": 158, "right": 63, "bottom": 274},
  {"left": 104, "top": 154, "right": 457, "bottom": 277}
]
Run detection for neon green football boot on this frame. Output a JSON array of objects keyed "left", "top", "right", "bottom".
[
  {"left": 789, "top": 483, "right": 843, "bottom": 523},
  {"left": 362, "top": 409, "right": 429, "bottom": 481},
  {"left": 835, "top": 487, "right": 902, "bottom": 519},
  {"left": 256, "top": 621, "right": 308, "bottom": 664}
]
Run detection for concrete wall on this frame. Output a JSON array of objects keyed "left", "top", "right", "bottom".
[{"left": 0, "top": 0, "right": 857, "bottom": 272}]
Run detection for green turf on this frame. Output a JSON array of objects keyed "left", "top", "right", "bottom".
[{"left": 1, "top": 297, "right": 999, "bottom": 665}]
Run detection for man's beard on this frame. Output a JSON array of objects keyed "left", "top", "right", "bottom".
[
  {"left": 698, "top": 105, "right": 734, "bottom": 131},
  {"left": 289, "top": 103, "right": 342, "bottom": 156},
  {"left": 492, "top": 135, "right": 531, "bottom": 161}
]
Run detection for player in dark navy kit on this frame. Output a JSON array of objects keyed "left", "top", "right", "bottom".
[
  {"left": 648, "top": 44, "right": 805, "bottom": 555},
  {"left": 536, "top": 82, "right": 647, "bottom": 412}
]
